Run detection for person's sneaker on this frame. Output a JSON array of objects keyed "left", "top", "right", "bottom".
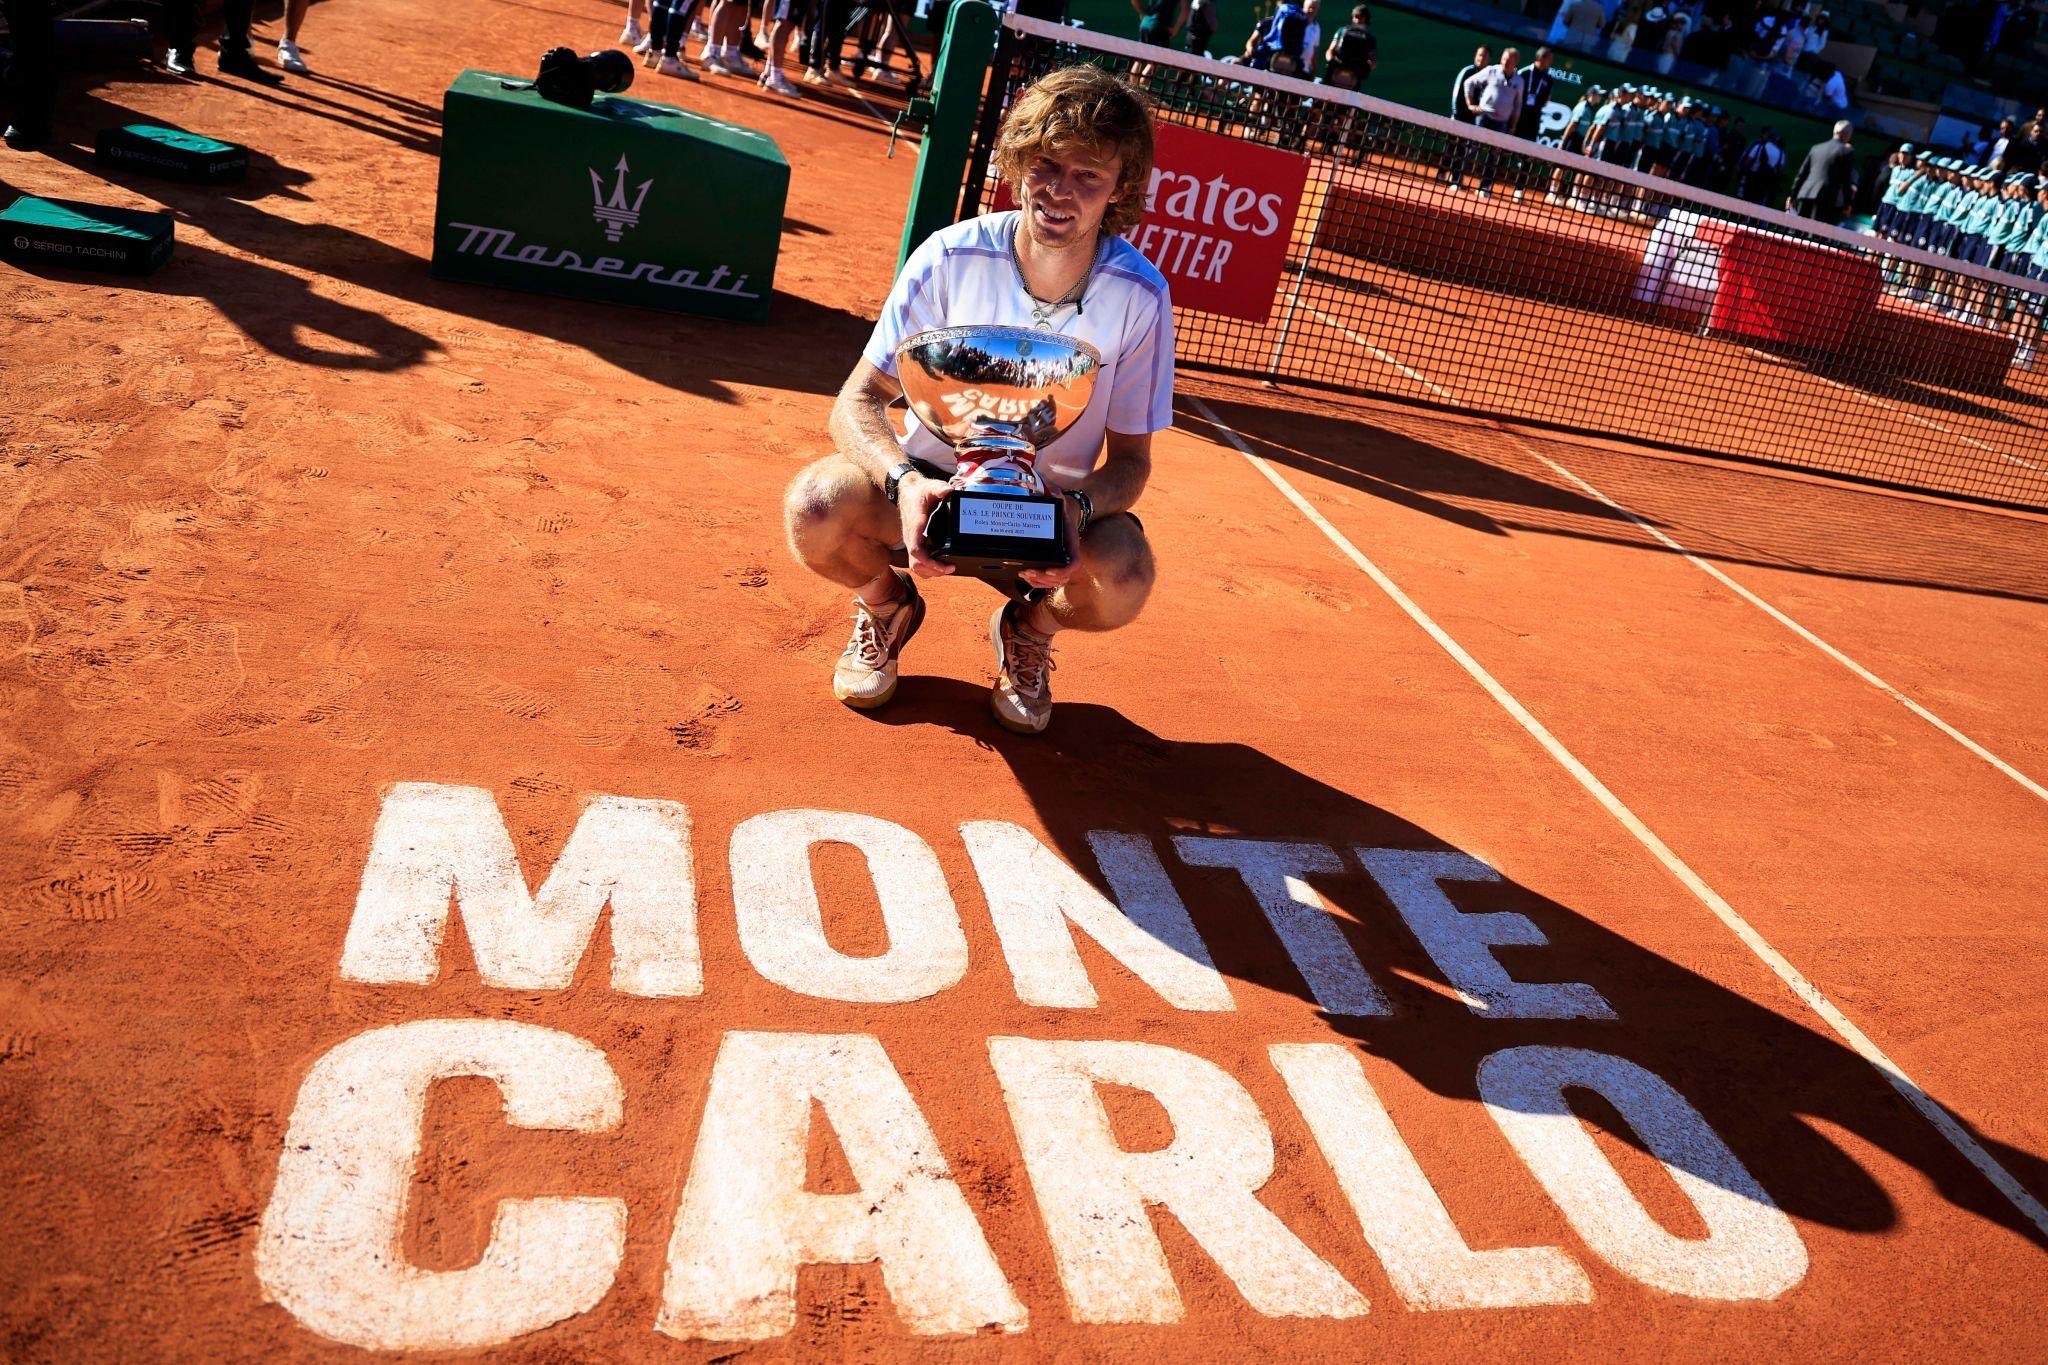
[
  {"left": 3, "top": 122, "right": 49, "bottom": 152},
  {"left": 163, "top": 47, "right": 194, "bottom": 76},
  {"left": 700, "top": 48, "right": 732, "bottom": 75},
  {"left": 619, "top": 19, "right": 645, "bottom": 46},
  {"left": 720, "top": 50, "right": 758, "bottom": 77},
  {"left": 834, "top": 574, "right": 924, "bottom": 709},
  {"left": 1474, "top": 186, "right": 1493, "bottom": 199},
  {"left": 218, "top": 47, "right": 283, "bottom": 83},
  {"left": 802, "top": 66, "right": 830, "bottom": 85},
  {"left": 276, "top": 37, "right": 308, "bottom": 73},
  {"left": 761, "top": 68, "right": 802, "bottom": 97},
  {"left": 989, "top": 601, "right": 1056, "bottom": 735},
  {"left": 634, "top": 33, "right": 655, "bottom": 53},
  {"left": 658, "top": 54, "right": 699, "bottom": 81},
  {"left": 871, "top": 67, "right": 906, "bottom": 86}
]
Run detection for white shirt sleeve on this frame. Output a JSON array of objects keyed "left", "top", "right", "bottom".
[
  {"left": 1106, "top": 291, "right": 1177, "bottom": 435},
  {"left": 863, "top": 233, "right": 950, "bottom": 377}
]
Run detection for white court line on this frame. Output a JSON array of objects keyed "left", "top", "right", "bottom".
[
  {"left": 1734, "top": 344, "right": 2044, "bottom": 474},
  {"left": 1512, "top": 440, "right": 2048, "bottom": 803},
  {"left": 1311, "top": 309, "right": 1455, "bottom": 400},
  {"left": 1184, "top": 392, "right": 2048, "bottom": 1240},
  {"left": 1306, "top": 307, "right": 2048, "bottom": 802}
]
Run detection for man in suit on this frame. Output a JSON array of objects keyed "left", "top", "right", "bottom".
[{"left": 1787, "top": 119, "right": 1856, "bottom": 221}]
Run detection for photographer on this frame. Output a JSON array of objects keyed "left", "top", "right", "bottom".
[{"left": 781, "top": 66, "right": 1171, "bottom": 734}]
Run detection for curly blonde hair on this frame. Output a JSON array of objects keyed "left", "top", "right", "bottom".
[{"left": 991, "top": 65, "right": 1155, "bottom": 238}]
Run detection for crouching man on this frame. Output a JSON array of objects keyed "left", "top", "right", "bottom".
[{"left": 781, "top": 65, "right": 1174, "bottom": 734}]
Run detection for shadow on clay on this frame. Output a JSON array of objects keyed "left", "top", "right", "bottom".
[{"left": 862, "top": 679, "right": 2048, "bottom": 1253}]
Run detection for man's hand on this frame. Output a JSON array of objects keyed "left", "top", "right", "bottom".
[
  {"left": 1019, "top": 491, "right": 1087, "bottom": 591},
  {"left": 896, "top": 471, "right": 955, "bottom": 578}
]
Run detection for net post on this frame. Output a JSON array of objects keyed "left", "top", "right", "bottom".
[
  {"left": 896, "top": 0, "right": 1000, "bottom": 274},
  {"left": 1265, "top": 168, "right": 1333, "bottom": 383}
]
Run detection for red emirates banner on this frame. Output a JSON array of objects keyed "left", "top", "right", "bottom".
[{"left": 992, "top": 122, "right": 1308, "bottom": 324}]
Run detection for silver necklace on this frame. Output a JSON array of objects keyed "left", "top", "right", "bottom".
[{"left": 1010, "top": 217, "right": 1101, "bottom": 331}]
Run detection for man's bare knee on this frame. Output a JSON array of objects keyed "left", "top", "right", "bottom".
[{"left": 1060, "top": 515, "right": 1155, "bottom": 631}]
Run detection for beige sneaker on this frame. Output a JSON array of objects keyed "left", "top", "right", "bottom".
[
  {"left": 833, "top": 573, "right": 923, "bottom": 709},
  {"left": 989, "top": 602, "right": 1056, "bottom": 734}
]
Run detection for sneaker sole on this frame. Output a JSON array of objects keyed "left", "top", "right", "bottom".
[{"left": 834, "top": 581, "right": 924, "bottom": 710}]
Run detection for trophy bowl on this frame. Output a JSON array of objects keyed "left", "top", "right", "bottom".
[{"left": 894, "top": 325, "right": 1102, "bottom": 578}]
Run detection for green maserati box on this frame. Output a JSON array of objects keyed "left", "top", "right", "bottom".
[
  {"left": 431, "top": 69, "right": 788, "bottom": 321},
  {"left": 0, "top": 194, "right": 174, "bottom": 275}
]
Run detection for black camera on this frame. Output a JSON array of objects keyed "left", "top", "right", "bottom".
[{"left": 533, "top": 47, "right": 635, "bottom": 108}]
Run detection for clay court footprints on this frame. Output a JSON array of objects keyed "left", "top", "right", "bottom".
[
  {"left": 31, "top": 868, "right": 158, "bottom": 923},
  {"left": 408, "top": 649, "right": 717, "bottom": 750},
  {"left": 160, "top": 1209, "right": 262, "bottom": 1290}
]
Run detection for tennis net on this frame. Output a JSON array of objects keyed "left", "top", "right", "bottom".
[{"left": 960, "top": 14, "right": 2048, "bottom": 511}]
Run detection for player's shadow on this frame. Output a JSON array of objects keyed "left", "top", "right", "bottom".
[{"left": 871, "top": 682, "right": 2048, "bottom": 1251}]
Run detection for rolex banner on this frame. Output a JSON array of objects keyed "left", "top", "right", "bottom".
[{"left": 432, "top": 70, "right": 789, "bottom": 322}]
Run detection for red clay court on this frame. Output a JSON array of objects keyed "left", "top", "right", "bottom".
[{"left": 2, "top": 0, "right": 2045, "bottom": 1358}]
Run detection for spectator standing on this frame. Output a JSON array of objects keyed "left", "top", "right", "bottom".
[
  {"left": 2007, "top": 117, "right": 2046, "bottom": 175},
  {"left": 756, "top": 0, "right": 805, "bottom": 95},
  {"left": 1322, "top": 6, "right": 1376, "bottom": 88},
  {"left": 1442, "top": 43, "right": 1492, "bottom": 190},
  {"left": 1461, "top": 46, "right": 1525, "bottom": 198},
  {"left": 1248, "top": 0, "right": 1314, "bottom": 74},
  {"left": 1604, "top": 4, "right": 1640, "bottom": 63},
  {"left": 620, "top": 0, "right": 652, "bottom": 48},
  {"left": 1547, "top": 83, "right": 1603, "bottom": 202},
  {"left": 1788, "top": 119, "right": 1856, "bottom": 220},
  {"left": 1735, "top": 127, "right": 1785, "bottom": 203},
  {"left": 162, "top": 0, "right": 282, "bottom": 82},
  {"left": 1301, "top": 0, "right": 1324, "bottom": 79},
  {"left": 1318, "top": 5, "right": 1375, "bottom": 163},
  {"left": 1515, "top": 46, "right": 1555, "bottom": 141},
  {"left": 1655, "top": 18, "right": 1683, "bottom": 72},
  {"left": 1710, "top": 111, "right": 1747, "bottom": 191},
  {"left": 643, "top": 0, "right": 703, "bottom": 80},
  {"left": 1987, "top": 117, "right": 2016, "bottom": 168},
  {"left": 1562, "top": 0, "right": 1605, "bottom": 52},
  {"left": 1132, "top": 0, "right": 1188, "bottom": 48},
  {"left": 276, "top": 0, "right": 311, "bottom": 73},
  {"left": 1805, "top": 10, "right": 1830, "bottom": 58},
  {"left": 1185, "top": 0, "right": 1218, "bottom": 56},
  {"left": 1820, "top": 62, "right": 1848, "bottom": 111}
]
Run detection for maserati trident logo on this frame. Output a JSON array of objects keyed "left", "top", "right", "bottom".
[{"left": 590, "top": 154, "right": 653, "bottom": 243}]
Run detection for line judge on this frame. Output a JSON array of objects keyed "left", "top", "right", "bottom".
[{"left": 782, "top": 66, "right": 1174, "bottom": 734}]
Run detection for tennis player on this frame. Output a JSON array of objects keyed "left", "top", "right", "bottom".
[{"left": 781, "top": 65, "right": 1174, "bottom": 734}]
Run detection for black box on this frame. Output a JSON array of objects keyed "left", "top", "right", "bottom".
[
  {"left": 0, "top": 195, "right": 175, "bottom": 276},
  {"left": 95, "top": 123, "right": 249, "bottom": 184}
]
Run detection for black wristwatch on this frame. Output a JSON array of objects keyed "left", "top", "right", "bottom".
[
  {"left": 1068, "top": 488, "right": 1094, "bottom": 534},
  {"left": 884, "top": 461, "right": 918, "bottom": 504}
]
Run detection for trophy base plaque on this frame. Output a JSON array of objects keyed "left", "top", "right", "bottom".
[{"left": 924, "top": 489, "right": 1072, "bottom": 578}]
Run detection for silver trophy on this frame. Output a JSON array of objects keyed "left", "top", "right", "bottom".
[{"left": 894, "top": 325, "right": 1101, "bottom": 577}]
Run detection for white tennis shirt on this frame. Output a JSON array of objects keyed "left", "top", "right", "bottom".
[{"left": 863, "top": 211, "right": 1177, "bottom": 489}]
